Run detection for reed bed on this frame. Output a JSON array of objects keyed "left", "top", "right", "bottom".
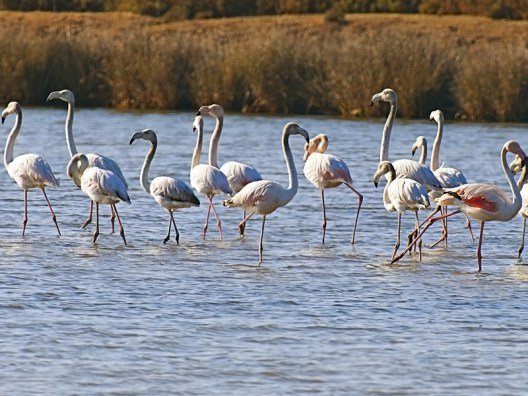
[{"left": 0, "top": 12, "right": 526, "bottom": 121}]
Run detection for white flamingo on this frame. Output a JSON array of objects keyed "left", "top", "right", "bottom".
[
  {"left": 370, "top": 88, "right": 442, "bottom": 190},
  {"left": 130, "top": 129, "right": 200, "bottom": 244},
  {"left": 1, "top": 102, "right": 61, "bottom": 236},
  {"left": 373, "top": 161, "right": 430, "bottom": 260},
  {"left": 47, "top": 89, "right": 128, "bottom": 232},
  {"left": 197, "top": 104, "right": 262, "bottom": 236},
  {"left": 411, "top": 109, "right": 473, "bottom": 247},
  {"left": 303, "top": 134, "right": 363, "bottom": 244},
  {"left": 223, "top": 122, "right": 310, "bottom": 265},
  {"left": 190, "top": 115, "right": 232, "bottom": 239},
  {"left": 67, "top": 153, "right": 130, "bottom": 245},
  {"left": 395, "top": 141, "right": 527, "bottom": 272},
  {"left": 509, "top": 154, "right": 528, "bottom": 258}
]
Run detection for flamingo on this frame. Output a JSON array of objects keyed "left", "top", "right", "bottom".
[
  {"left": 1, "top": 102, "right": 61, "bottom": 236},
  {"left": 129, "top": 129, "right": 200, "bottom": 244},
  {"left": 411, "top": 110, "right": 473, "bottom": 248},
  {"left": 373, "top": 161, "right": 430, "bottom": 260},
  {"left": 197, "top": 104, "right": 262, "bottom": 236},
  {"left": 394, "top": 140, "right": 527, "bottom": 272},
  {"left": 223, "top": 122, "right": 310, "bottom": 265},
  {"left": 303, "top": 133, "right": 363, "bottom": 244},
  {"left": 67, "top": 153, "right": 130, "bottom": 245},
  {"left": 370, "top": 88, "right": 442, "bottom": 190},
  {"left": 509, "top": 154, "right": 528, "bottom": 257},
  {"left": 47, "top": 89, "right": 128, "bottom": 232},
  {"left": 190, "top": 115, "right": 232, "bottom": 239}
]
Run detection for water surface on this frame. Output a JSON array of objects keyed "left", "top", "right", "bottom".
[{"left": 0, "top": 108, "right": 527, "bottom": 394}]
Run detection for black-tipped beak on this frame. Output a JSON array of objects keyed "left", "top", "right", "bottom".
[
  {"left": 1, "top": 117, "right": 5, "bottom": 124},
  {"left": 429, "top": 118, "right": 433, "bottom": 123},
  {"left": 411, "top": 149, "right": 416, "bottom": 157},
  {"left": 304, "top": 136, "right": 309, "bottom": 143},
  {"left": 193, "top": 126, "right": 196, "bottom": 133},
  {"left": 129, "top": 132, "right": 142, "bottom": 145},
  {"left": 370, "top": 102, "right": 374, "bottom": 107},
  {"left": 374, "top": 180, "right": 378, "bottom": 188},
  {"left": 129, "top": 137, "right": 135, "bottom": 145},
  {"left": 196, "top": 111, "right": 201, "bottom": 116}
]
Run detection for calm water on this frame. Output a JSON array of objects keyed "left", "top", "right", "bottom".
[{"left": 0, "top": 107, "right": 527, "bottom": 394}]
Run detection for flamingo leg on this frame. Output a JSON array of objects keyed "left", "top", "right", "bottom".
[
  {"left": 347, "top": 185, "right": 363, "bottom": 245},
  {"left": 170, "top": 211, "right": 179, "bottom": 245},
  {"left": 93, "top": 203, "right": 100, "bottom": 243},
  {"left": 239, "top": 210, "right": 247, "bottom": 236},
  {"left": 258, "top": 215, "right": 266, "bottom": 266},
  {"left": 82, "top": 200, "right": 94, "bottom": 229},
  {"left": 465, "top": 214, "right": 475, "bottom": 242},
  {"left": 429, "top": 206, "right": 448, "bottom": 249},
  {"left": 415, "top": 211, "right": 422, "bottom": 261},
  {"left": 112, "top": 204, "right": 127, "bottom": 245},
  {"left": 42, "top": 188, "right": 61, "bottom": 236},
  {"left": 163, "top": 212, "right": 172, "bottom": 244},
  {"left": 476, "top": 222, "right": 485, "bottom": 272},
  {"left": 22, "top": 189, "right": 28, "bottom": 237},
  {"left": 209, "top": 197, "right": 223, "bottom": 240},
  {"left": 110, "top": 205, "right": 116, "bottom": 234},
  {"left": 202, "top": 199, "right": 212, "bottom": 239},
  {"left": 391, "top": 212, "right": 402, "bottom": 260},
  {"left": 238, "top": 212, "right": 254, "bottom": 237},
  {"left": 519, "top": 218, "right": 526, "bottom": 259},
  {"left": 410, "top": 205, "right": 441, "bottom": 243},
  {"left": 321, "top": 189, "right": 327, "bottom": 244},
  {"left": 392, "top": 209, "right": 462, "bottom": 264}
]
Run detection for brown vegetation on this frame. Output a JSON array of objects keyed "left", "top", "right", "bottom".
[{"left": 0, "top": 12, "right": 526, "bottom": 121}]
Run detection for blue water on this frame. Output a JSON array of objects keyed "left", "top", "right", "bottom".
[{"left": 0, "top": 107, "right": 527, "bottom": 394}]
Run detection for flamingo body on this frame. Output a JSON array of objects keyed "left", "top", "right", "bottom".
[
  {"left": 304, "top": 152, "right": 352, "bottom": 189},
  {"left": 220, "top": 161, "right": 262, "bottom": 193},
  {"left": 80, "top": 166, "right": 130, "bottom": 206},
  {"left": 150, "top": 176, "right": 199, "bottom": 210},
  {"left": 6, "top": 153, "right": 59, "bottom": 190},
  {"left": 190, "top": 164, "right": 232, "bottom": 198}
]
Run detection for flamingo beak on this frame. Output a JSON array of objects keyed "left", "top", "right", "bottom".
[
  {"left": 373, "top": 180, "right": 378, "bottom": 188},
  {"left": 411, "top": 149, "right": 416, "bottom": 157},
  {"left": 1, "top": 117, "right": 5, "bottom": 124},
  {"left": 196, "top": 111, "right": 201, "bottom": 116}
]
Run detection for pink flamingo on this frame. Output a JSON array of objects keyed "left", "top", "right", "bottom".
[
  {"left": 223, "top": 123, "right": 309, "bottom": 265},
  {"left": 394, "top": 140, "right": 527, "bottom": 272},
  {"left": 303, "top": 134, "right": 363, "bottom": 244}
]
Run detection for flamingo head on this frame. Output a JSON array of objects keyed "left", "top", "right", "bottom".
[
  {"left": 509, "top": 154, "right": 524, "bottom": 174},
  {"left": 303, "top": 134, "right": 329, "bottom": 161},
  {"left": 411, "top": 136, "right": 427, "bottom": 157},
  {"left": 1, "top": 101, "right": 20, "bottom": 124},
  {"left": 370, "top": 88, "right": 397, "bottom": 107},
  {"left": 505, "top": 141, "right": 527, "bottom": 166},
  {"left": 129, "top": 129, "right": 157, "bottom": 145},
  {"left": 373, "top": 160, "right": 395, "bottom": 187},
  {"left": 193, "top": 115, "right": 203, "bottom": 133},
  {"left": 429, "top": 109, "right": 444, "bottom": 124},
  {"left": 196, "top": 104, "right": 224, "bottom": 118},
  {"left": 283, "top": 122, "right": 309, "bottom": 145},
  {"left": 47, "top": 89, "right": 75, "bottom": 104},
  {"left": 67, "top": 153, "right": 90, "bottom": 187}
]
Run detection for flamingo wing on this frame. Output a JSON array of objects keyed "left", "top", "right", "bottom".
[
  {"left": 393, "top": 159, "right": 442, "bottom": 189},
  {"left": 387, "top": 178, "right": 430, "bottom": 212},
  {"left": 434, "top": 166, "right": 467, "bottom": 188},
  {"left": 151, "top": 176, "right": 199, "bottom": 206},
  {"left": 220, "top": 161, "right": 262, "bottom": 193},
  {"left": 304, "top": 153, "right": 352, "bottom": 189},
  {"left": 8, "top": 154, "right": 60, "bottom": 188},
  {"left": 82, "top": 168, "right": 130, "bottom": 204},
  {"left": 87, "top": 153, "right": 128, "bottom": 188},
  {"left": 191, "top": 164, "right": 232, "bottom": 196}
]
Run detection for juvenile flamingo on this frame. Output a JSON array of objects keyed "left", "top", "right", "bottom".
[
  {"left": 223, "top": 123, "right": 310, "bottom": 265},
  {"left": 373, "top": 161, "right": 430, "bottom": 260},
  {"left": 47, "top": 89, "right": 127, "bottom": 231},
  {"left": 303, "top": 134, "right": 363, "bottom": 244},
  {"left": 67, "top": 153, "right": 130, "bottom": 245},
  {"left": 130, "top": 129, "right": 200, "bottom": 244},
  {"left": 509, "top": 154, "right": 528, "bottom": 257},
  {"left": 395, "top": 140, "right": 527, "bottom": 272},
  {"left": 197, "top": 104, "right": 262, "bottom": 236},
  {"left": 190, "top": 115, "right": 232, "bottom": 239},
  {"left": 1, "top": 102, "right": 61, "bottom": 236}
]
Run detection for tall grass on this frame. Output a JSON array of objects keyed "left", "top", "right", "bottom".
[{"left": 0, "top": 13, "right": 526, "bottom": 121}]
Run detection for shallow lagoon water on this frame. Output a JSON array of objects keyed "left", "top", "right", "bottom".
[{"left": 0, "top": 107, "right": 527, "bottom": 394}]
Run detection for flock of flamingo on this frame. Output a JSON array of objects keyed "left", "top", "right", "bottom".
[{"left": 1, "top": 88, "right": 526, "bottom": 272}]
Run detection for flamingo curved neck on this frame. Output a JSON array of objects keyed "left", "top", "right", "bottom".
[
  {"left": 518, "top": 164, "right": 528, "bottom": 189},
  {"left": 208, "top": 115, "right": 223, "bottom": 168},
  {"left": 380, "top": 102, "right": 397, "bottom": 162},
  {"left": 140, "top": 141, "right": 156, "bottom": 193},
  {"left": 419, "top": 141, "right": 427, "bottom": 166},
  {"left": 431, "top": 119, "right": 443, "bottom": 171},
  {"left": 501, "top": 146, "right": 522, "bottom": 216},
  {"left": 282, "top": 129, "right": 298, "bottom": 197},
  {"left": 4, "top": 108, "right": 21, "bottom": 168},
  {"left": 65, "top": 101, "right": 77, "bottom": 157},
  {"left": 191, "top": 126, "right": 203, "bottom": 171}
]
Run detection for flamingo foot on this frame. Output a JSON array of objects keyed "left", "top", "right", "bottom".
[
  {"left": 175, "top": 230, "right": 180, "bottom": 245},
  {"left": 429, "top": 234, "right": 446, "bottom": 249},
  {"left": 518, "top": 243, "right": 524, "bottom": 259},
  {"left": 391, "top": 241, "right": 401, "bottom": 261},
  {"left": 120, "top": 228, "right": 127, "bottom": 245},
  {"left": 110, "top": 215, "right": 116, "bottom": 234},
  {"left": 22, "top": 218, "right": 28, "bottom": 237},
  {"left": 51, "top": 214, "right": 61, "bottom": 236},
  {"left": 163, "top": 234, "right": 170, "bottom": 244},
  {"left": 202, "top": 225, "right": 208, "bottom": 240},
  {"left": 93, "top": 230, "right": 99, "bottom": 244},
  {"left": 216, "top": 220, "right": 223, "bottom": 240},
  {"left": 466, "top": 217, "right": 475, "bottom": 242},
  {"left": 81, "top": 217, "right": 92, "bottom": 229}
]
